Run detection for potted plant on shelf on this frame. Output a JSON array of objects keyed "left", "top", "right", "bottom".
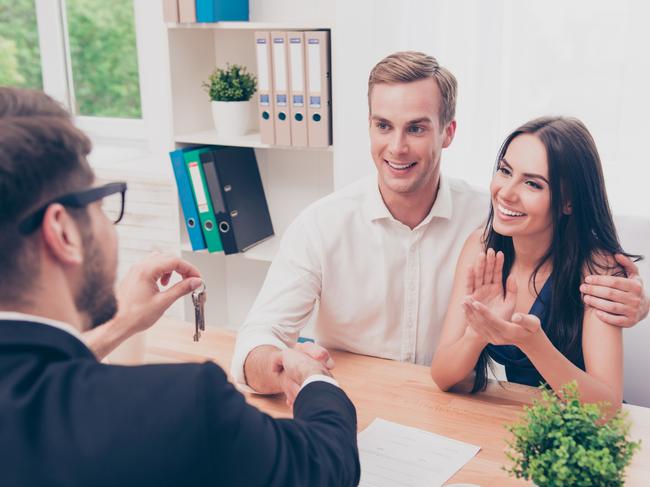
[
  {"left": 505, "top": 382, "right": 641, "bottom": 487},
  {"left": 202, "top": 63, "right": 257, "bottom": 137}
]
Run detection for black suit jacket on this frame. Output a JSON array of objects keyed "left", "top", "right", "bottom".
[{"left": 0, "top": 320, "right": 360, "bottom": 487}]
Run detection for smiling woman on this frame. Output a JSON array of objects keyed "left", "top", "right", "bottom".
[{"left": 431, "top": 116, "right": 643, "bottom": 410}]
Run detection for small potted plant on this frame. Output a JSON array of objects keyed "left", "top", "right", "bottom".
[
  {"left": 202, "top": 63, "right": 257, "bottom": 136},
  {"left": 505, "top": 382, "right": 641, "bottom": 486}
]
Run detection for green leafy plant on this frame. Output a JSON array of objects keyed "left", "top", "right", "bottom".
[
  {"left": 505, "top": 382, "right": 640, "bottom": 486},
  {"left": 202, "top": 64, "right": 257, "bottom": 102}
]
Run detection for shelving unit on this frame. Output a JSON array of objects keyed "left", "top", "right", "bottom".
[
  {"left": 175, "top": 128, "right": 333, "bottom": 151},
  {"left": 165, "top": 21, "right": 333, "bottom": 328},
  {"left": 166, "top": 21, "right": 331, "bottom": 30}
]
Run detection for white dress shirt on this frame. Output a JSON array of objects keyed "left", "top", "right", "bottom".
[
  {"left": 231, "top": 174, "right": 489, "bottom": 388},
  {"left": 0, "top": 311, "right": 83, "bottom": 341}
]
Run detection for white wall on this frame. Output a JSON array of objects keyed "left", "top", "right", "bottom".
[{"left": 331, "top": 0, "right": 650, "bottom": 219}]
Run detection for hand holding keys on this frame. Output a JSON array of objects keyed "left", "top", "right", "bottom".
[{"left": 191, "top": 281, "right": 206, "bottom": 342}]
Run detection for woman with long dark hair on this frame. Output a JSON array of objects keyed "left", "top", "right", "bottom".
[{"left": 430, "top": 116, "right": 641, "bottom": 408}]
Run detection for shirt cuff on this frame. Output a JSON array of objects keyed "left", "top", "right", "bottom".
[{"left": 299, "top": 374, "right": 339, "bottom": 392}]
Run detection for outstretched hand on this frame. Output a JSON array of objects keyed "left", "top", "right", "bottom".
[
  {"left": 113, "top": 252, "right": 203, "bottom": 334},
  {"left": 85, "top": 252, "right": 202, "bottom": 359},
  {"left": 272, "top": 347, "right": 333, "bottom": 407},
  {"left": 463, "top": 298, "right": 541, "bottom": 347}
]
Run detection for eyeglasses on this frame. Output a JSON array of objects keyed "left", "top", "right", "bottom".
[{"left": 18, "top": 182, "right": 128, "bottom": 235}]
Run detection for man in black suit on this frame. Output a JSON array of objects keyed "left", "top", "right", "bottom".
[{"left": 0, "top": 87, "right": 360, "bottom": 487}]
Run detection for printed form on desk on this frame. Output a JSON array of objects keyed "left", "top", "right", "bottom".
[{"left": 358, "top": 418, "right": 481, "bottom": 487}]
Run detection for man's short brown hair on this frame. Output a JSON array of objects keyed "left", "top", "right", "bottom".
[
  {"left": 367, "top": 51, "right": 457, "bottom": 128},
  {"left": 0, "top": 87, "right": 94, "bottom": 304}
]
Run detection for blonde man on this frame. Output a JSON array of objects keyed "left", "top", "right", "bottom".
[{"left": 232, "top": 51, "right": 649, "bottom": 396}]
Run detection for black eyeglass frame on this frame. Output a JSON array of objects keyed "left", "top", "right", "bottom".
[{"left": 18, "top": 182, "right": 128, "bottom": 235}]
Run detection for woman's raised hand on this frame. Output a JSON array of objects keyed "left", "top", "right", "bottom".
[{"left": 464, "top": 248, "right": 516, "bottom": 321}]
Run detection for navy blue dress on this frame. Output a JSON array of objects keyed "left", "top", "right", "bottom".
[{"left": 485, "top": 277, "right": 585, "bottom": 387}]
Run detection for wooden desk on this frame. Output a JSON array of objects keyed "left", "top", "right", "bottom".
[{"left": 140, "top": 317, "right": 650, "bottom": 486}]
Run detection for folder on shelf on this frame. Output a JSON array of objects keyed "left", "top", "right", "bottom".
[
  {"left": 305, "top": 30, "right": 332, "bottom": 147},
  {"left": 196, "top": 0, "right": 248, "bottom": 22},
  {"left": 162, "top": 0, "right": 179, "bottom": 22},
  {"left": 169, "top": 147, "right": 206, "bottom": 251},
  {"left": 271, "top": 31, "right": 292, "bottom": 146},
  {"left": 183, "top": 147, "right": 223, "bottom": 253},
  {"left": 200, "top": 150, "right": 237, "bottom": 255},
  {"left": 288, "top": 31, "right": 308, "bottom": 147},
  {"left": 199, "top": 147, "right": 274, "bottom": 254},
  {"left": 254, "top": 31, "right": 275, "bottom": 145},
  {"left": 177, "top": 0, "right": 196, "bottom": 23}
]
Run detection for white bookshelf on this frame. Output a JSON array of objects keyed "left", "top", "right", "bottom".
[
  {"left": 166, "top": 21, "right": 333, "bottom": 328},
  {"left": 175, "top": 129, "right": 332, "bottom": 151},
  {"left": 179, "top": 236, "right": 279, "bottom": 263},
  {"left": 166, "top": 21, "right": 331, "bottom": 30}
]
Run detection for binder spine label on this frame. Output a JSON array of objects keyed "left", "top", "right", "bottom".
[
  {"left": 188, "top": 162, "right": 209, "bottom": 213},
  {"left": 256, "top": 40, "right": 270, "bottom": 94},
  {"left": 308, "top": 40, "right": 322, "bottom": 97}
]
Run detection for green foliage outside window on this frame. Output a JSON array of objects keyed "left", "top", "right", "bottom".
[
  {"left": 0, "top": 0, "right": 141, "bottom": 119},
  {"left": 505, "top": 382, "right": 640, "bottom": 486},
  {"left": 202, "top": 64, "right": 257, "bottom": 102},
  {"left": 66, "top": 0, "right": 142, "bottom": 118},
  {"left": 0, "top": 0, "right": 43, "bottom": 89}
]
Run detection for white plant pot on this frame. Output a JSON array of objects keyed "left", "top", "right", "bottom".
[{"left": 211, "top": 100, "right": 252, "bottom": 137}]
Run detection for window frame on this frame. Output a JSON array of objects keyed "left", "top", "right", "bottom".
[{"left": 35, "top": 0, "right": 147, "bottom": 141}]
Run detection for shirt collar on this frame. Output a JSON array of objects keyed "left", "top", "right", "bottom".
[
  {"left": 363, "top": 174, "right": 454, "bottom": 226},
  {"left": 0, "top": 311, "right": 83, "bottom": 340}
]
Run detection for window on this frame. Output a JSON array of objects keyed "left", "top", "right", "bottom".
[
  {"left": 65, "top": 0, "right": 142, "bottom": 118},
  {"left": 0, "top": 0, "right": 43, "bottom": 89}
]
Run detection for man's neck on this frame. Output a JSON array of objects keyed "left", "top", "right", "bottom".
[
  {"left": 0, "top": 273, "right": 85, "bottom": 333},
  {"left": 379, "top": 174, "right": 440, "bottom": 230}
]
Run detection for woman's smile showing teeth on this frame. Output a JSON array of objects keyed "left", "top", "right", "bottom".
[
  {"left": 385, "top": 159, "right": 417, "bottom": 171},
  {"left": 497, "top": 203, "right": 526, "bottom": 217}
]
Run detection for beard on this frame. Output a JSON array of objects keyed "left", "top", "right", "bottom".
[{"left": 74, "top": 232, "right": 118, "bottom": 329}]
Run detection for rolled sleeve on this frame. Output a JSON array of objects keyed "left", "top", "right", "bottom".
[{"left": 230, "top": 212, "right": 323, "bottom": 391}]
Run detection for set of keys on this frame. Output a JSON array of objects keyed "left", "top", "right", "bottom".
[{"left": 191, "top": 281, "right": 207, "bottom": 342}]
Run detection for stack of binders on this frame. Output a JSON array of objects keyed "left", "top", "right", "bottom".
[
  {"left": 169, "top": 146, "right": 274, "bottom": 254},
  {"left": 163, "top": 0, "right": 248, "bottom": 23},
  {"left": 254, "top": 30, "right": 331, "bottom": 148}
]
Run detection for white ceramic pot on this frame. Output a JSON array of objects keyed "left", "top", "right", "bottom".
[{"left": 211, "top": 100, "right": 252, "bottom": 136}]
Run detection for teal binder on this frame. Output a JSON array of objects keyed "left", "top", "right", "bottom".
[{"left": 183, "top": 147, "right": 223, "bottom": 253}]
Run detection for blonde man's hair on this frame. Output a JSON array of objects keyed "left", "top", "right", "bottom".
[{"left": 368, "top": 51, "right": 457, "bottom": 127}]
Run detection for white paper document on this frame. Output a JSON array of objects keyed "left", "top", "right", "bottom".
[{"left": 357, "top": 418, "right": 481, "bottom": 487}]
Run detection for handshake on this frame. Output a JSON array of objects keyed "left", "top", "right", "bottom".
[{"left": 271, "top": 342, "right": 336, "bottom": 406}]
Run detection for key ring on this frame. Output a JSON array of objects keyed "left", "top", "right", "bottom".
[{"left": 191, "top": 280, "right": 206, "bottom": 302}]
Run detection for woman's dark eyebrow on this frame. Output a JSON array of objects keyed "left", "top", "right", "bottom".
[{"left": 500, "top": 158, "right": 549, "bottom": 184}]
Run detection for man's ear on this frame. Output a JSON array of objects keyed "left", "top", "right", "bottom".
[
  {"left": 40, "top": 204, "right": 84, "bottom": 266},
  {"left": 442, "top": 119, "right": 457, "bottom": 148}
]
